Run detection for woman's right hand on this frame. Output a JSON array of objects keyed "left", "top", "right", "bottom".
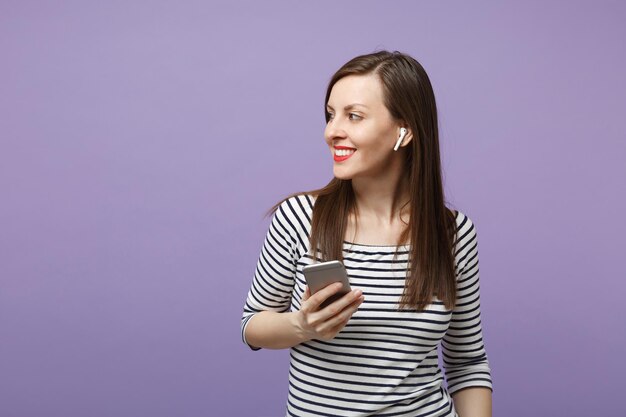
[{"left": 294, "top": 282, "right": 365, "bottom": 342}]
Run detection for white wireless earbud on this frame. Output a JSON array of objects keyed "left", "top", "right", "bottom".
[{"left": 394, "top": 128, "right": 408, "bottom": 151}]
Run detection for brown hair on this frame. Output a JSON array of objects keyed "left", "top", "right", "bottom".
[{"left": 264, "top": 49, "right": 458, "bottom": 311}]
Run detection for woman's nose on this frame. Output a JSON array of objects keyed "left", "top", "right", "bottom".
[{"left": 326, "top": 118, "right": 346, "bottom": 139}]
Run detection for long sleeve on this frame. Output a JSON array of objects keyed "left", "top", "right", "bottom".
[
  {"left": 442, "top": 216, "right": 494, "bottom": 395},
  {"left": 240, "top": 197, "right": 301, "bottom": 351}
]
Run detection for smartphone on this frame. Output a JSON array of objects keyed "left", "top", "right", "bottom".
[{"left": 302, "top": 260, "right": 352, "bottom": 309}]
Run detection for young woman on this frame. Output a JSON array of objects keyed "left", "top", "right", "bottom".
[{"left": 241, "top": 50, "right": 493, "bottom": 417}]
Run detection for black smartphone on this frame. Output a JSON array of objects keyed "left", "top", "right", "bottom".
[{"left": 302, "top": 260, "right": 352, "bottom": 309}]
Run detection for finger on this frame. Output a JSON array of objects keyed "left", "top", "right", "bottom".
[
  {"left": 318, "top": 295, "right": 364, "bottom": 333},
  {"left": 319, "top": 318, "right": 346, "bottom": 340},
  {"left": 307, "top": 282, "right": 344, "bottom": 311},
  {"left": 302, "top": 286, "right": 310, "bottom": 300},
  {"left": 321, "top": 288, "right": 363, "bottom": 318},
  {"left": 318, "top": 298, "right": 363, "bottom": 336}
]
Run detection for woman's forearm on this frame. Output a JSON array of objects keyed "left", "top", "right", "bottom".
[
  {"left": 451, "top": 387, "right": 492, "bottom": 417},
  {"left": 244, "top": 310, "right": 307, "bottom": 349}
]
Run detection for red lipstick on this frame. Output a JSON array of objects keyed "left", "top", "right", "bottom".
[{"left": 333, "top": 146, "right": 356, "bottom": 162}]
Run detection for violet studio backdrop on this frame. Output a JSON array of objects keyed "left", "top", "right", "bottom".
[{"left": 1, "top": 1, "right": 625, "bottom": 416}]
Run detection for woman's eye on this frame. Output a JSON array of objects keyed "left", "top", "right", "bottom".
[{"left": 326, "top": 112, "right": 361, "bottom": 121}]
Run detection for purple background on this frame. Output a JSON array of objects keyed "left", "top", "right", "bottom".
[{"left": 1, "top": 1, "right": 625, "bottom": 416}]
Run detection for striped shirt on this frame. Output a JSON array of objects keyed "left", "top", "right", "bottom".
[{"left": 241, "top": 194, "right": 493, "bottom": 416}]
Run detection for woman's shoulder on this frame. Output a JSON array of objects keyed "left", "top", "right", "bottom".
[
  {"left": 279, "top": 192, "right": 316, "bottom": 212},
  {"left": 449, "top": 208, "right": 479, "bottom": 251},
  {"left": 273, "top": 193, "right": 315, "bottom": 230},
  {"left": 449, "top": 208, "right": 480, "bottom": 273},
  {"left": 450, "top": 208, "right": 476, "bottom": 230}
]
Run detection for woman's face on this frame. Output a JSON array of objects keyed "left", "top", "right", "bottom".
[{"left": 324, "top": 73, "right": 407, "bottom": 180}]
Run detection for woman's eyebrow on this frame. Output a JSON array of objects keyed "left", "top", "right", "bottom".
[{"left": 326, "top": 103, "right": 369, "bottom": 110}]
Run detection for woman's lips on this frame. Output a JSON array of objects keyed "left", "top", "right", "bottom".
[{"left": 334, "top": 150, "right": 356, "bottom": 162}]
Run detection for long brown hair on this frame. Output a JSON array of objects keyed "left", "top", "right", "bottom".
[{"left": 264, "top": 50, "right": 458, "bottom": 311}]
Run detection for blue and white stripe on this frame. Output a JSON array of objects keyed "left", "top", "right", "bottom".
[{"left": 242, "top": 194, "right": 493, "bottom": 416}]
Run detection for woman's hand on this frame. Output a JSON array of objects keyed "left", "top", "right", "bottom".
[{"left": 294, "top": 282, "right": 365, "bottom": 342}]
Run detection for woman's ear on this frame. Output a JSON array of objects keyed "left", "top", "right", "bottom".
[{"left": 399, "top": 126, "right": 413, "bottom": 147}]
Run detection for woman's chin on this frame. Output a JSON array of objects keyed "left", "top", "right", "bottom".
[{"left": 333, "top": 169, "right": 354, "bottom": 180}]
